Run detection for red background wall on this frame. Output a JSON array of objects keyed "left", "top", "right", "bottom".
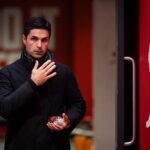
[{"left": 139, "top": 0, "right": 150, "bottom": 149}]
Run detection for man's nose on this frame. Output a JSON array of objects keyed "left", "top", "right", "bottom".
[{"left": 37, "top": 40, "right": 42, "bottom": 47}]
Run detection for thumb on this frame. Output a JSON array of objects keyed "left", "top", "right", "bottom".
[
  {"left": 62, "top": 113, "right": 70, "bottom": 127},
  {"left": 62, "top": 113, "right": 68, "bottom": 120},
  {"left": 62, "top": 113, "right": 66, "bottom": 118},
  {"left": 33, "top": 60, "right": 39, "bottom": 69}
]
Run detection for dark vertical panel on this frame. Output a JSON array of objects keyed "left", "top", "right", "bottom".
[{"left": 124, "top": 0, "right": 139, "bottom": 149}]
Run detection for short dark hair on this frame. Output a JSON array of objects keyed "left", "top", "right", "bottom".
[{"left": 23, "top": 16, "right": 51, "bottom": 37}]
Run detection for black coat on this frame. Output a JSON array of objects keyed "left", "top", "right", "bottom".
[{"left": 0, "top": 51, "right": 86, "bottom": 150}]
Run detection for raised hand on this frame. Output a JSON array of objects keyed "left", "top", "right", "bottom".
[{"left": 31, "top": 60, "right": 57, "bottom": 86}]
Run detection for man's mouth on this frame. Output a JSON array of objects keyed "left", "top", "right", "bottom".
[
  {"left": 34, "top": 49, "right": 43, "bottom": 54},
  {"left": 34, "top": 48, "right": 41, "bottom": 52}
]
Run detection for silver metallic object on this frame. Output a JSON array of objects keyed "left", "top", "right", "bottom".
[{"left": 53, "top": 117, "right": 64, "bottom": 126}]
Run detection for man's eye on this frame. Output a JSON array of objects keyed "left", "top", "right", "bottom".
[
  {"left": 31, "top": 37, "right": 38, "bottom": 41},
  {"left": 42, "top": 38, "right": 49, "bottom": 42}
]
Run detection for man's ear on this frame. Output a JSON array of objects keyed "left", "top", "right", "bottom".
[{"left": 22, "top": 35, "right": 26, "bottom": 45}]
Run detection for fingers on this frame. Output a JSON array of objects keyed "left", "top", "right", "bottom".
[
  {"left": 44, "top": 62, "right": 55, "bottom": 72},
  {"left": 39, "top": 60, "right": 51, "bottom": 70},
  {"left": 47, "top": 114, "right": 70, "bottom": 131},
  {"left": 45, "top": 72, "right": 57, "bottom": 80},
  {"left": 33, "top": 60, "right": 39, "bottom": 69},
  {"left": 62, "top": 113, "right": 68, "bottom": 121},
  {"left": 47, "top": 122, "right": 62, "bottom": 131},
  {"left": 62, "top": 113, "right": 66, "bottom": 117},
  {"left": 45, "top": 64, "right": 56, "bottom": 75},
  {"left": 39, "top": 60, "right": 56, "bottom": 76},
  {"left": 62, "top": 113, "right": 70, "bottom": 128},
  {"left": 31, "top": 59, "right": 57, "bottom": 86}
]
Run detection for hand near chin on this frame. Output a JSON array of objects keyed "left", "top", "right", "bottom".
[
  {"left": 31, "top": 60, "right": 57, "bottom": 86},
  {"left": 47, "top": 113, "right": 70, "bottom": 131}
]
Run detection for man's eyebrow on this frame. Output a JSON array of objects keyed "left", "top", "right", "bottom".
[
  {"left": 31, "top": 36, "right": 38, "bottom": 38},
  {"left": 31, "top": 35, "right": 49, "bottom": 39}
]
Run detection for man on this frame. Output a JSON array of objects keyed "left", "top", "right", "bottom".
[{"left": 0, "top": 17, "right": 86, "bottom": 150}]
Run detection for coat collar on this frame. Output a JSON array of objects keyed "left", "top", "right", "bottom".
[{"left": 20, "top": 48, "right": 53, "bottom": 72}]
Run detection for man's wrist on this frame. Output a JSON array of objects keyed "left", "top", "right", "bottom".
[{"left": 28, "top": 79, "right": 39, "bottom": 90}]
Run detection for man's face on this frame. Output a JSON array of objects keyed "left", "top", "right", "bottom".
[{"left": 23, "top": 29, "right": 50, "bottom": 59}]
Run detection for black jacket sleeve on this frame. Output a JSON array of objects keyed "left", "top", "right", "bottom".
[
  {"left": 65, "top": 66, "right": 86, "bottom": 133},
  {"left": 0, "top": 70, "right": 37, "bottom": 119}
]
